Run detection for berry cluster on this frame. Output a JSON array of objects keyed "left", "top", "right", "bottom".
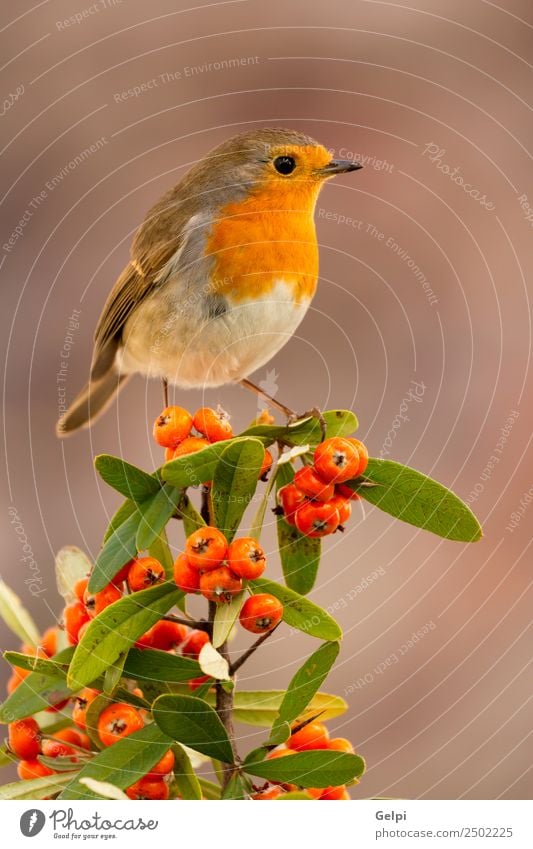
[
  {"left": 175, "top": 526, "right": 284, "bottom": 632},
  {"left": 277, "top": 436, "right": 368, "bottom": 537},
  {"left": 254, "top": 720, "right": 355, "bottom": 800},
  {"left": 154, "top": 404, "right": 272, "bottom": 477}
]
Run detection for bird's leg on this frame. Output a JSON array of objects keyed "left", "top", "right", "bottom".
[
  {"left": 162, "top": 378, "right": 169, "bottom": 408},
  {"left": 239, "top": 378, "right": 295, "bottom": 420},
  {"left": 294, "top": 406, "right": 327, "bottom": 442}
]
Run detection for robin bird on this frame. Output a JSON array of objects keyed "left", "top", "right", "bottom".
[{"left": 56, "top": 128, "right": 362, "bottom": 436}]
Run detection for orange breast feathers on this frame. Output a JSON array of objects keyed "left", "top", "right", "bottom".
[{"left": 206, "top": 177, "right": 322, "bottom": 304}]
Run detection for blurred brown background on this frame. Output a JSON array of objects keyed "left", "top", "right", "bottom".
[{"left": 1, "top": 0, "right": 532, "bottom": 800}]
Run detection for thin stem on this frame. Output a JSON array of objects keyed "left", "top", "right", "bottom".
[
  {"left": 229, "top": 624, "right": 280, "bottom": 675},
  {"left": 200, "top": 485, "right": 211, "bottom": 525},
  {"left": 162, "top": 614, "right": 210, "bottom": 632},
  {"left": 208, "top": 600, "right": 237, "bottom": 789}
]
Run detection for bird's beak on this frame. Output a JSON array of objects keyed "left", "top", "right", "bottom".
[{"left": 320, "top": 159, "right": 363, "bottom": 175}]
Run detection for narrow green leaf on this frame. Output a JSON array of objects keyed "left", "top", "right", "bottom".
[
  {"left": 0, "top": 649, "right": 77, "bottom": 721},
  {"left": 270, "top": 642, "right": 340, "bottom": 743},
  {"left": 4, "top": 649, "right": 72, "bottom": 676},
  {"left": 55, "top": 546, "right": 92, "bottom": 605},
  {"left": 136, "top": 484, "right": 182, "bottom": 551},
  {"left": 95, "top": 454, "right": 161, "bottom": 502},
  {"left": 351, "top": 458, "right": 483, "bottom": 542},
  {"left": 123, "top": 647, "right": 201, "bottom": 683},
  {"left": 244, "top": 751, "right": 365, "bottom": 788},
  {"left": 221, "top": 772, "right": 252, "bottom": 799},
  {"left": 198, "top": 777, "right": 221, "bottom": 799},
  {"left": 241, "top": 410, "right": 358, "bottom": 447},
  {"left": 204, "top": 690, "right": 347, "bottom": 727},
  {"left": 0, "top": 772, "right": 72, "bottom": 800},
  {"left": 60, "top": 724, "right": 172, "bottom": 799},
  {"left": 103, "top": 498, "right": 137, "bottom": 543},
  {"left": 0, "top": 748, "right": 16, "bottom": 769},
  {"left": 249, "top": 578, "right": 342, "bottom": 641},
  {"left": 38, "top": 754, "right": 85, "bottom": 772},
  {"left": 149, "top": 527, "right": 174, "bottom": 579},
  {"left": 0, "top": 579, "right": 40, "bottom": 647},
  {"left": 103, "top": 651, "right": 127, "bottom": 695},
  {"left": 277, "top": 790, "right": 313, "bottom": 799},
  {"left": 249, "top": 464, "right": 279, "bottom": 539},
  {"left": 67, "top": 583, "right": 182, "bottom": 689},
  {"left": 275, "top": 463, "right": 321, "bottom": 595},
  {"left": 171, "top": 743, "right": 202, "bottom": 799},
  {"left": 152, "top": 694, "right": 234, "bottom": 763},
  {"left": 89, "top": 508, "right": 141, "bottom": 593},
  {"left": 211, "top": 438, "right": 264, "bottom": 541},
  {"left": 212, "top": 592, "right": 246, "bottom": 649},
  {"left": 161, "top": 439, "right": 240, "bottom": 488}
]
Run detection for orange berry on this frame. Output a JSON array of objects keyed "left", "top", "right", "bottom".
[
  {"left": 294, "top": 466, "right": 335, "bottom": 502},
  {"left": 181, "top": 630, "right": 209, "bottom": 660},
  {"left": 173, "top": 553, "right": 201, "bottom": 593},
  {"left": 97, "top": 703, "right": 144, "bottom": 747},
  {"left": 126, "top": 776, "right": 169, "bottom": 800},
  {"left": 153, "top": 406, "right": 193, "bottom": 448},
  {"left": 199, "top": 566, "right": 242, "bottom": 604},
  {"left": 345, "top": 437, "right": 369, "bottom": 477},
  {"left": 193, "top": 406, "right": 233, "bottom": 442},
  {"left": 72, "top": 688, "right": 99, "bottom": 731},
  {"left": 147, "top": 749, "right": 175, "bottom": 777},
  {"left": 267, "top": 747, "right": 295, "bottom": 760},
  {"left": 8, "top": 718, "right": 41, "bottom": 759},
  {"left": 73, "top": 577, "right": 89, "bottom": 602},
  {"left": 328, "top": 737, "right": 354, "bottom": 753},
  {"left": 171, "top": 436, "right": 210, "bottom": 459},
  {"left": 112, "top": 561, "right": 133, "bottom": 584},
  {"left": 327, "top": 494, "right": 352, "bottom": 525},
  {"left": 17, "top": 759, "right": 53, "bottom": 780},
  {"left": 42, "top": 736, "right": 77, "bottom": 761},
  {"left": 277, "top": 483, "right": 307, "bottom": 526},
  {"left": 127, "top": 557, "right": 165, "bottom": 592},
  {"left": 146, "top": 620, "right": 188, "bottom": 651},
  {"left": 313, "top": 437, "right": 360, "bottom": 484},
  {"left": 185, "top": 526, "right": 228, "bottom": 571},
  {"left": 39, "top": 627, "right": 58, "bottom": 657},
  {"left": 239, "top": 594, "right": 283, "bottom": 633},
  {"left": 295, "top": 500, "right": 340, "bottom": 537},
  {"left": 320, "top": 785, "right": 350, "bottom": 800},
  {"left": 227, "top": 537, "right": 266, "bottom": 580},
  {"left": 259, "top": 448, "right": 273, "bottom": 480},
  {"left": 83, "top": 582, "right": 122, "bottom": 617},
  {"left": 288, "top": 721, "right": 330, "bottom": 751},
  {"left": 64, "top": 601, "right": 90, "bottom": 645}
]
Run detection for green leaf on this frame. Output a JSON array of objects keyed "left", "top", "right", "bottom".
[
  {"left": 161, "top": 439, "right": 240, "bottom": 488},
  {"left": 89, "top": 508, "right": 141, "bottom": 593},
  {"left": 244, "top": 750, "right": 365, "bottom": 788},
  {"left": 149, "top": 527, "right": 174, "bottom": 578},
  {"left": 60, "top": 724, "right": 172, "bottom": 799},
  {"left": 175, "top": 494, "right": 206, "bottom": 537},
  {"left": 103, "top": 498, "right": 137, "bottom": 543},
  {"left": 241, "top": 410, "right": 358, "bottom": 447},
  {"left": 136, "top": 484, "right": 182, "bottom": 550},
  {"left": 0, "top": 649, "right": 77, "bottom": 721},
  {"left": 55, "top": 546, "right": 92, "bottom": 605},
  {"left": 4, "top": 649, "right": 72, "bottom": 675},
  {"left": 277, "top": 790, "right": 314, "bottom": 799},
  {"left": 212, "top": 592, "right": 246, "bottom": 649},
  {"left": 152, "top": 694, "right": 234, "bottom": 763},
  {"left": 103, "top": 651, "right": 127, "bottom": 696},
  {"left": 204, "top": 690, "right": 347, "bottom": 727},
  {"left": 249, "top": 578, "right": 341, "bottom": 641},
  {"left": 67, "top": 583, "right": 182, "bottom": 689},
  {"left": 95, "top": 454, "right": 161, "bottom": 502},
  {"left": 249, "top": 463, "right": 279, "bottom": 539},
  {"left": 197, "top": 777, "right": 221, "bottom": 799},
  {"left": 221, "top": 772, "right": 252, "bottom": 799},
  {"left": 123, "top": 647, "right": 201, "bottom": 683},
  {"left": 270, "top": 642, "right": 340, "bottom": 743},
  {"left": 351, "top": 458, "right": 483, "bottom": 542},
  {"left": 0, "top": 579, "right": 40, "bottom": 647},
  {"left": 171, "top": 743, "right": 202, "bottom": 799},
  {"left": 211, "top": 438, "right": 264, "bottom": 541},
  {"left": 275, "top": 463, "right": 321, "bottom": 595},
  {"left": 0, "top": 772, "right": 72, "bottom": 800}
]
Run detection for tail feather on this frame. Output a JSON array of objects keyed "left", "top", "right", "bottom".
[{"left": 56, "top": 370, "right": 129, "bottom": 437}]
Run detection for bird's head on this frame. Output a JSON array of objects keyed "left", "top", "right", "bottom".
[{"left": 187, "top": 128, "right": 362, "bottom": 211}]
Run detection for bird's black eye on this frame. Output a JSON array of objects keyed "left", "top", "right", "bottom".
[{"left": 273, "top": 155, "right": 296, "bottom": 175}]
